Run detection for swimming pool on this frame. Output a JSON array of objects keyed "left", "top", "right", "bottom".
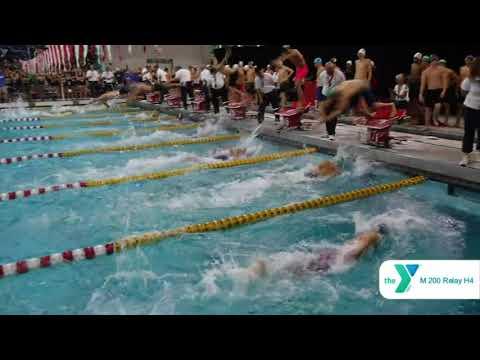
[{"left": 0, "top": 107, "right": 479, "bottom": 315}]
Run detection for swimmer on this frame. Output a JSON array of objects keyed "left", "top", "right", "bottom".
[
  {"left": 304, "top": 160, "right": 341, "bottom": 178},
  {"left": 246, "top": 224, "right": 387, "bottom": 278},
  {"left": 88, "top": 86, "right": 129, "bottom": 107},
  {"left": 277, "top": 46, "right": 308, "bottom": 110},
  {"left": 319, "top": 80, "right": 397, "bottom": 122},
  {"left": 211, "top": 147, "right": 250, "bottom": 161}
]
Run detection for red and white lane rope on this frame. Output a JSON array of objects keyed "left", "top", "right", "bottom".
[
  {"left": 0, "top": 152, "right": 62, "bottom": 164},
  {"left": 0, "top": 181, "right": 87, "bottom": 201},
  {"left": 0, "top": 117, "right": 40, "bottom": 123},
  {"left": 1, "top": 125, "right": 43, "bottom": 131},
  {"left": 0, "top": 243, "right": 115, "bottom": 277},
  {"left": 0, "top": 136, "right": 53, "bottom": 144}
]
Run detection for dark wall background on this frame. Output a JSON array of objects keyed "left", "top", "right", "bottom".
[{"left": 214, "top": 43, "right": 479, "bottom": 97}]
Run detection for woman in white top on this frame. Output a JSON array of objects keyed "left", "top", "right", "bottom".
[
  {"left": 459, "top": 57, "right": 480, "bottom": 166},
  {"left": 393, "top": 74, "right": 409, "bottom": 109}
]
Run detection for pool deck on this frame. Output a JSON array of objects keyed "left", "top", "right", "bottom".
[{"left": 130, "top": 102, "right": 480, "bottom": 192}]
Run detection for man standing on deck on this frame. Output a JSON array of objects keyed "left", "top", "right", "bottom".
[
  {"left": 439, "top": 59, "right": 459, "bottom": 126},
  {"left": 419, "top": 54, "right": 446, "bottom": 127},
  {"left": 354, "top": 48, "right": 373, "bottom": 83},
  {"left": 457, "top": 55, "right": 475, "bottom": 127},
  {"left": 172, "top": 65, "right": 193, "bottom": 109},
  {"left": 273, "top": 58, "right": 295, "bottom": 108},
  {"left": 277, "top": 46, "right": 309, "bottom": 110},
  {"left": 314, "top": 58, "right": 325, "bottom": 109},
  {"left": 409, "top": 52, "right": 424, "bottom": 123}
]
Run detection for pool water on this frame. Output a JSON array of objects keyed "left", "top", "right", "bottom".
[{"left": 0, "top": 107, "right": 479, "bottom": 315}]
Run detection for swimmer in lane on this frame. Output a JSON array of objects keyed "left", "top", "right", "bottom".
[
  {"left": 304, "top": 160, "right": 341, "bottom": 178},
  {"left": 211, "top": 147, "right": 250, "bottom": 161},
  {"left": 246, "top": 225, "right": 387, "bottom": 279},
  {"left": 88, "top": 86, "right": 130, "bottom": 107}
]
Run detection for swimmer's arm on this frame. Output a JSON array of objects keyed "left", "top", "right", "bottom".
[
  {"left": 367, "top": 63, "right": 372, "bottom": 82},
  {"left": 441, "top": 71, "right": 449, "bottom": 97},
  {"left": 285, "top": 67, "right": 294, "bottom": 79},
  {"left": 419, "top": 71, "right": 427, "bottom": 100}
]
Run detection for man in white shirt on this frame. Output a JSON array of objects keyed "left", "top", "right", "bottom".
[
  {"left": 101, "top": 66, "right": 115, "bottom": 92},
  {"left": 86, "top": 65, "right": 100, "bottom": 97},
  {"left": 318, "top": 62, "right": 346, "bottom": 140},
  {"left": 200, "top": 65, "right": 212, "bottom": 111},
  {"left": 156, "top": 66, "right": 167, "bottom": 83},
  {"left": 173, "top": 65, "right": 193, "bottom": 109},
  {"left": 207, "top": 67, "right": 226, "bottom": 114},
  {"left": 256, "top": 67, "right": 280, "bottom": 123}
]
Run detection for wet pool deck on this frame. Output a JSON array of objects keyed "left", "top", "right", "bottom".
[{"left": 134, "top": 102, "right": 480, "bottom": 193}]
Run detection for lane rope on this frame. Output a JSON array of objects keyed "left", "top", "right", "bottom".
[
  {"left": 0, "top": 176, "right": 426, "bottom": 279},
  {"left": 0, "top": 117, "right": 40, "bottom": 123},
  {"left": 0, "top": 123, "right": 200, "bottom": 144},
  {"left": 0, "top": 148, "right": 316, "bottom": 202},
  {"left": 0, "top": 134, "right": 241, "bottom": 165},
  {"left": 0, "top": 120, "right": 116, "bottom": 131}
]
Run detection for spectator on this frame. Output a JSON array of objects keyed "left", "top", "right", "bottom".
[
  {"left": 173, "top": 65, "right": 193, "bottom": 109},
  {"left": 0, "top": 68, "right": 7, "bottom": 102},
  {"left": 459, "top": 57, "right": 480, "bottom": 166},
  {"left": 164, "top": 67, "right": 171, "bottom": 82},
  {"left": 102, "top": 66, "right": 115, "bottom": 92},
  {"left": 256, "top": 67, "right": 280, "bottom": 123},
  {"left": 408, "top": 52, "right": 424, "bottom": 123},
  {"left": 393, "top": 74, "right": 409, "bottom": 109},
  {"left": 318, "top": 62, "right": 346, "bottom": 140},
  {"left": 207, "top": 66, "right": 227, "bottom": 114},
  {"left": 63, "top": 71, "right": 75, "bottom": 99},
  {"left": 86, "top": 65, "right": 100, "bottom": 97},
  {"left": 345, "top": 60, "right": 354, "bottom": 80}
]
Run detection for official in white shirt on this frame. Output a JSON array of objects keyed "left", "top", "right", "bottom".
[
  {"left": 173, "top": 65, "right": 193, "bottom": 109},
  {"left": 101, "top": 67, "right": 115, "bottom": 91},
  {"left": 318, "top": 62, "right": 346, "bottom": 140},
  {"left": 207, "top": 67, "right": 227, "bottom": 114},
  {"left": 86, "top": 65, "right": 100, "bottom": 97},
  {"left": 255, "top": 68, "right": 280, "bottom": 123}
]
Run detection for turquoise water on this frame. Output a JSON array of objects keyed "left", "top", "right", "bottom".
[{"left": 0, "top": 108, "right": 479, "bottom": 315}]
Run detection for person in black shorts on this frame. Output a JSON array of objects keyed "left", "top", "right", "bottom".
[{"left": 424, "top": 88, "right": 442, "bottom": 109}]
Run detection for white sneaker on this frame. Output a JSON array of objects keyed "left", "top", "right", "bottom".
[
  {"left": 328, "top": 135, "right": 335, "bottom": 141},
  {"left": 459, "top": 153, "right": 471, "bottom": 167}
]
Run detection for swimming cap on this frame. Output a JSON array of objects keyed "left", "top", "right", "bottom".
[
  {"left": 313, "top": 58, "right": 323, "bottom": 65},
  {"left": 357, "top": 48, "right": 366, "bottom": 55},
  {"left": 414, "top": 52, "right": 422, "bottom": 60},
  {"left": 430, "top": 54, "right": 439, "bottom": 62},
  {"left": 439, "top": 59, "right": 447, "bottom": 65},
  {"left": 346, "top": 60, "right": 353, "bottom": 65},
  {"left": 233, "top": 64, "right": 239, "bottom": 70},
  {"left": 395, "top": 74, "right": 402, "bottom": 81},
  {"left": 465, "top": 55, "right": 475, "bottom": 63},
  {"left": 244, "top": 65, "right": 249, "bottom": 70},
  {"left": 331, "top": 57, "right": 337, "bottom": 63},
  {"left": 377, "top": 223, "right": 388, "bottom": 235},
  {"left": 283, "top": 45, "right": 291, "bottom": 49},
  {"left": 422, "top": 55, "right": 431, "bottom": 63}
]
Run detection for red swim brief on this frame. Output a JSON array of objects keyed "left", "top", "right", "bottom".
[{"left": 294, "top": 64, "right": 309, "bottom": 81}]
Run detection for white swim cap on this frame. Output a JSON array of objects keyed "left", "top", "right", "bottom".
[
  {"left": 238, "top": 61, "right": 244, "bottom": 66},
  {"left": 357, "top": 48, "right": 366, "bottom": 55},
  {"left": 414, "top": 52, "right": 422, "bottom": 60},
  {"left": 346, "top": 60, "right": 352, "bottom": 65},
  {"left": 233, "top": 64, "right": 239, "bottom": 70}
]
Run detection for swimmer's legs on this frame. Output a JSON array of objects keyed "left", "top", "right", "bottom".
[{"left": 247, "top": 259, "right": 267, "bottom": 278}]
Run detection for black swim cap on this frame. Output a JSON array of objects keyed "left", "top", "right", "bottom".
[{"left": 377, "top": 223, "right": 388, "bottom": 235}]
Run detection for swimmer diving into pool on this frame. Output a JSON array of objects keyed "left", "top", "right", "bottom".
[
  {"left": 88, "top": 85, "right": 130, "bottom": 107},
  {"left": 246, "top": 224, "right": 387, "bottom": 279},
  {"left": 276, "top": 46, "right": 308, "bottom": 110},
  {"left": 319, "top": 80, "right": 397, "bottom": 122}
]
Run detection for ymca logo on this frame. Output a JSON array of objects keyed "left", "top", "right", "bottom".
[{"left": 394, "top": 264, "right": 419, "bottom": 293}]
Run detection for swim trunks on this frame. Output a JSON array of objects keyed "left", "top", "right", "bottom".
[
  {"left": 350, "top": 89, "right": 376, "bottom": 109},
  {"left": 294, "top": 64, "right": 309, "bottom": 82},
  {"left": 441, "top": 86, "right": 457, "bottom": 106},
  {"left": 213, "top": 154, "right": 229, "bottom": 161},
  {"left": 424, "top": 88, "right": 442, "bottom": 108}
]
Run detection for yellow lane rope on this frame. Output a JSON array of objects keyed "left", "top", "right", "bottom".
[
  {"left": 85, "top": 147, "right": 317, "bottom": 187},
  {"left": 0, "top": 176, "right": 426, "bottom": 279},
  {"left": 62, "top": 134, "right": 241, "bottom": 157},
  {"left": 113, "top": 176, "right": 427, "bottom": 251}
]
